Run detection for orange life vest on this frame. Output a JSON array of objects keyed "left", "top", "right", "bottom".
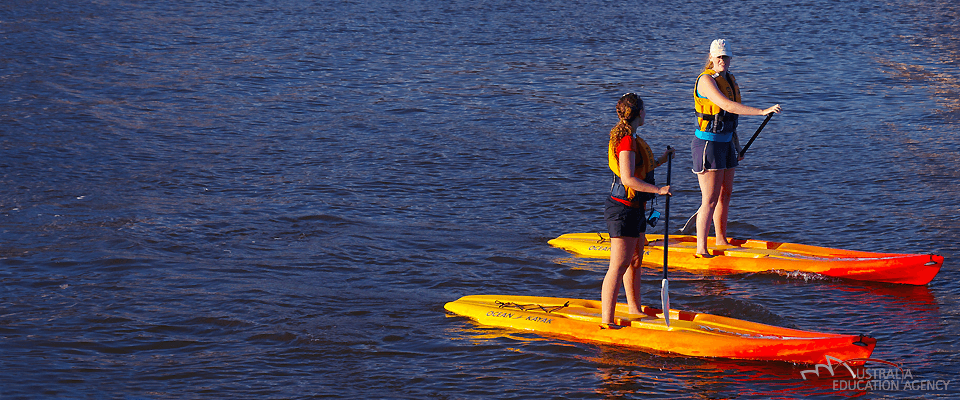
[
  {"left": 608, "top": 134, "right": 656, "bottom": 206},
  {"left": 695, "top": 69, "right": 741, "bottom": 134}
]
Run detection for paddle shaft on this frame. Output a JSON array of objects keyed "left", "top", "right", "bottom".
[
  {"left": 661, "top": 147, "right": 673, "bottom": 328},
  {"left": 678, "top": 113, "right": 774, "bottom": 235},
  {"left": 739, "top": 112, "right": 774, "bottom": 158},
  {"left": 663, "top": 148, "right": 673, "bottom": 279}
]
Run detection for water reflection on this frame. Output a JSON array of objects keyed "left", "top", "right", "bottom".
[{"left": 589, "top": 345, "right": 852, "bottom": 399}]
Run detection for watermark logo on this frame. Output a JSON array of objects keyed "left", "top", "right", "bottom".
[
  {"left": 800, "top": 355, "right": 858, "bottom": 380},
  {"left": 800, "top": 355, "right": 951, "bottom": 392}
]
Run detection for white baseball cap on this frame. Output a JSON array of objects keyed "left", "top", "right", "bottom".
[{"left": 710, "top": 39, "right": 732, "bottom": 58}]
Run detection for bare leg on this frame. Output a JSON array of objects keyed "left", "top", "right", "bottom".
[
  {"left": 621, "top": 238, "right": 644, "bottom": 315},
  {"left": 696, "top": 171, "right": 722, "bottom": 255},
  {"left": 714, "top": 168, "right": 736, "bottom": 246},
  {"left": 602, "top": 236, "right": 640, "bottom": 325}
]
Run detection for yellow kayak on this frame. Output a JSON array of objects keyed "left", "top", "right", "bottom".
[
  {"left": 445, "top": 294, "right": 876, "bottom": 365},
  {"left": 548, "top": 232, "right": 943, "bottom": 285}
]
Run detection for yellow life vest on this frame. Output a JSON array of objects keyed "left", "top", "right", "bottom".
[
  {"left": 695, "top": 69, "right": 741, "bottom": 133},
  {"left": 608, "top": 134, "right": 656, "bottom": 204}
]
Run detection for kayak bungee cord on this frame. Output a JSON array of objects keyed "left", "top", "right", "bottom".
[
  {"left": 496, "top": 300, "right": 569, "bottom": 314},
  {"left": 595, "top": 232, "right": 606, "bottom": 244}
]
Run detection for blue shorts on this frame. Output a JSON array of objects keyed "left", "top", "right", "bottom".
[
  {"left": 691, "top": 137, "right": 738, "bottom": 173},
  {"left": 604, "top": 197, "right": 646, "bottom": 238}
]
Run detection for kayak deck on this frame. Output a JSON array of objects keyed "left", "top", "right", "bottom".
[
  {"left": 547, "top": 233, "right": 943, "bottom": 285},
  {"left": 445, "top": 295, "right": 876, "bottom": 365}
]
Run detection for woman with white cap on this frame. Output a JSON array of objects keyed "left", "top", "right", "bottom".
[{"left": 692, "top": 39, "right": 781, "bottom": 257}]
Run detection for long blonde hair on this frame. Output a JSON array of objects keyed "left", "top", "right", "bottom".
[{"left": 703, "top": 57, "right": 715, "bottom": 71}]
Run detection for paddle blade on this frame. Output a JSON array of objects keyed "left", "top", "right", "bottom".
[{"left": 661, "top": 278, "right": 671, "bottom": 328}]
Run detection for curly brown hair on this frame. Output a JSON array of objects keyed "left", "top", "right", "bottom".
[{"left": 609, "top": 93, "right": 643, "bottom": 150}]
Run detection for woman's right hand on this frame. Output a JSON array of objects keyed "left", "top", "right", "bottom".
[
  {"left": 658, "top": 185, "right": 672, "bottom": 196},
  {"left": 763, "top": 104, "right": 782, "bottom": 115}
]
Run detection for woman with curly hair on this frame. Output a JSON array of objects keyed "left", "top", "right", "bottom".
[{"left": 601, "top": 92, "right": 674, "bottom": 328}]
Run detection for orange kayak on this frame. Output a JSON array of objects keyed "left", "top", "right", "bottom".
[
  {"left": 548, "top": 233, "right": 943, "bottom": 285},
  {"left": 445, "top": 295, "right": 876, "bottom": 365}
]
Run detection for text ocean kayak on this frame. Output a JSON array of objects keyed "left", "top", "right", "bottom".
[
  {"left": 548, "top": 233, "right": 943, "bottom": 285},
  {"left": 445, "top": 295, "right": 876, "bottom": 365}
]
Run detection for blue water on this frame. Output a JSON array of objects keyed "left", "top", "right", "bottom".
[{"left": 2, "top": 0, "right": 958, "bottom": 398}]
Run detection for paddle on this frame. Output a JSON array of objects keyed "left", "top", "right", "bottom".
[
  {"left": 739, "top": 112, "right": 774, "bottom": 158},
  {"left": 679, "top": 113, "right": 775, "bottom": 235},
  {"left": 661, "top": 147, "right": 673, "bottom": 328}
]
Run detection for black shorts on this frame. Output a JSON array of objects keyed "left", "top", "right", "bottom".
[
  {"left": 604, "top": 197, "right": 646, "bottom": 238},
  {"left": 691, "top": 137, "right": 739, "bottom": 173}
]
